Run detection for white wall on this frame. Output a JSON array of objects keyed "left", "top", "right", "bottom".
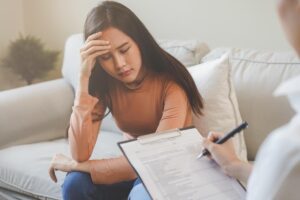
[
  {"left": 22, "top": 0, "right": 292, "bottom": 52},
  {"left": 118, "top": 0, "right": 292, "bottom": 51},
  {"left": 23, "top": 0, "right": 99, "bottom": 50},
  {"left": 0, "top": 0, "right": 24, "bottom": 58},
  {"left": 0, "top": 0, "right": 25, "bottom": 90}
]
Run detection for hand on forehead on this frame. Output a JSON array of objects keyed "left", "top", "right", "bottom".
[{"left": 101, "top": 27, "right": 131, "bottom": 49}]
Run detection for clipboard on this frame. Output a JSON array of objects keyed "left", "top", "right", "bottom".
[{"left": 118, "top": 127, "right": 246, "bottom": 200}]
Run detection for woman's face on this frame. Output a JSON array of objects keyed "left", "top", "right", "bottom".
[{"left": 97, "top": 27, "right": 145, "bottom": 87}]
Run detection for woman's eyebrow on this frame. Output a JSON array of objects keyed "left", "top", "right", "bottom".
[{"left": 116, "top": 42, "right": 129, "bottom": 50}]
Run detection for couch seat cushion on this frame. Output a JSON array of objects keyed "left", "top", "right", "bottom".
[{"left": 0, "top": 130, "right": 123, "bottom": 200}]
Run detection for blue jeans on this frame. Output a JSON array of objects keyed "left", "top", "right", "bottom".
[
  {"left": 128, "top": 178, "right": 152, "bottom": 200},
  {"left": 62, "top": 171, "right": 135, "bottom": 200}
]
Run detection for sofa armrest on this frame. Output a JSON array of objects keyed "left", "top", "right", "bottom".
[{"left": 0, "top": 79, "right": 74, "bottom": 149}]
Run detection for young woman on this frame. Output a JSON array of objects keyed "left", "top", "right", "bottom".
[{"left": 48, "top": 1, "right": 203, "bottom": 199}]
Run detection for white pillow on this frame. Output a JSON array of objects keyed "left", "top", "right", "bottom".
[
  {"left": 188, "top": 54, "right": 248, "bottom": 161},
  {"left": 158, "top": 39, "right": 209, "bottom": 67}
]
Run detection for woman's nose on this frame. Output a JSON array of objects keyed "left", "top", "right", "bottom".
[{"left": 114, "top": 54, "right": 126, "bottom": 69}]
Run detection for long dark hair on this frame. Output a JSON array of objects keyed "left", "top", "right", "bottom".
[{"left": 84, "top": 1, "right": 203, "bottom": 116}]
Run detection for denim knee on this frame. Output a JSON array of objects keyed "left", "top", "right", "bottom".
[
  {"left": 62, "top": 171, "right": 94, "bottom": 200},
  {"left": 128, "top": 179, "right": 151, "bottom": 200}
]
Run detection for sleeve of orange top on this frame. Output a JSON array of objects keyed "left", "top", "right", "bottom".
[
  {"left": 156, "top": 82, "right": 192, "bottom": 132},
  {"left": 68, "top": 92, "right": 106, "bottom": 162}
]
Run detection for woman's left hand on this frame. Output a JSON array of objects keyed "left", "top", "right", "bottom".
[{"left": 49, "top": 154, "right": 77, "bottom": 182}]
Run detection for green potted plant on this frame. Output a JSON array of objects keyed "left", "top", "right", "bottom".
[{"left": 1, "top": 35, "right": 60, "bottom": 85}]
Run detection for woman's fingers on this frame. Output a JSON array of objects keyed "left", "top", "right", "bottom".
[
  {"left": 86, "top": 32, "right": 102, "bottom": 43},
  {"left": 82, "top": 45, "right": 111, "bottom": 58},
  {"left": 88, "top": 49, "right": 110, "bottom": 61},
  {"left": 81, "top": 40, "right": 110, "bottom": 52},
  {"left": 49, "top": 167, "right": 57, "bottom": 183},
  {"left": 79, "top": 32, "right": 111, "bottom": 78},
  {"left": 48, "top": 164, "right": 57, "bottom": 182},
  {"left": 202, "top": 138, "right": 217, "bottom": 153},
  {"left": 207, "top": 131, "right": 224, "bottom": 142},
  {"left": 92, "top": 113, "right": 102, "bottom": 122}
]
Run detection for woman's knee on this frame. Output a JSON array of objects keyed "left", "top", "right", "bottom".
[
  {"left": 128, "top": 181, "right": 151, "bottom": 200},
  {"left": 62, "top": 171, "right": 94, "bottom": 200}
]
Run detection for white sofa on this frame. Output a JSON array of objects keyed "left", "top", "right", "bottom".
[{"left": 0, "top": 34, "right": 299, "bottom": 200}]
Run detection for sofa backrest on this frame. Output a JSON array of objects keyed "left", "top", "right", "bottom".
[{"left": 203, "top": 48, "right": 300, "bottom": 160}]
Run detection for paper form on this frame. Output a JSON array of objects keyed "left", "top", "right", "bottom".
[{"left": 120, "top": 128, "right": 246, "bottom": 200}]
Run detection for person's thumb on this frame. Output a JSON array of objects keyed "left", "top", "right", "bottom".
[{"left": 202, "top": 138, "right": 215, "bottom": 152}]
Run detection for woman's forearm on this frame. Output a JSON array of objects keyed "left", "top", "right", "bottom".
[
  {"left": 68, "top": 91, "right": 104, "bottom": 162},
  {"left": 73, "top": 159, "right": 93, "bottom": 173},
  {"left": 85, "top": 156, "right": 137, "bottom": 184},
  {"left": 77, "top": 75, "right": 90, "bottom": 94},
  {"left": 224, "top": 160, "right": 253, "bottom": 183}
]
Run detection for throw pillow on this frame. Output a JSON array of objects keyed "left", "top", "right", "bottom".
[
  {"left": 158, "top": 39, "right": 209, "bottom": 67},
  {"left": 188, "top": 54, "right": 248, "bottom": 161}
]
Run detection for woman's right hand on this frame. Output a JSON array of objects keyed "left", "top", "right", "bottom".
[
  {"left": 202, "top": 132, "right": 241, "bottom": 174},
  {"left": 202, "top": 132, "right": 252, "bottom": 182},
  {"left": 79, "top": 32, "right": 111, "bottom": 79}
]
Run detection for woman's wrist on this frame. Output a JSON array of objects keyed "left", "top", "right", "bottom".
[
  {"left": 77, "top": 74, "right": 90, "bottom": 94},
  {"left": 224, "top": 159, "right": 252, "bottom": 183},
  {"left": 73, "top": 160, "right": 92, "bottom": 173}
]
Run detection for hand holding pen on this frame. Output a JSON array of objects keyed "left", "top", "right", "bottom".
[{"left": 197, "top": 121, "right": 248, "bottom": 159}]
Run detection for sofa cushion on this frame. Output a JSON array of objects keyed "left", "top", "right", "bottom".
[
  {"left": 158, "top": 39, "right": 209, "bottom": 67},
  {"left": 0, "top": 130, "right": 123, "bottom": 200},
  {"left": 0, "top": 79, "right": 74, "bottom": 149},
  {"left": 188, "top": 54, "right": 247, "bottom": 161},
  {"left": 202, "top": 48, "right": 300, "bottom": 160}
]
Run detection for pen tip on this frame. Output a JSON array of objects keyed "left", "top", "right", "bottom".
[{"left": 197, "top": 153, "right": 203, "bottom": 159}]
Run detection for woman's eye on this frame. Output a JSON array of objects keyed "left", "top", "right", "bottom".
[
  {"left": 120, "top": 47, "right": 130, "bottom": 54},
  {"left": 100, "top": 54, "right": 111, "bottom": 61}
]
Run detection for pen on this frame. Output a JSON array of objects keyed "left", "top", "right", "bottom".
[{"left": 197, "top": 121, "right": 248, "bottom": 159}]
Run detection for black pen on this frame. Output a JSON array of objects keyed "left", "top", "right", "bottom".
[{"left": 197, "top": 121, "right": 248, "bottom": 159}]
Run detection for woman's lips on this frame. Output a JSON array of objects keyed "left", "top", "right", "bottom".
[{"left": 119, "top": 70, "right": 132, "bottom": 77}]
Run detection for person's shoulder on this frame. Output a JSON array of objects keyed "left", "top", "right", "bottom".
[
  {"left": 164, "top": 80, "right": 185, "bottom": 95},
  {"left": 150, "top": 72, "right": 175, "bottom": 88}
]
